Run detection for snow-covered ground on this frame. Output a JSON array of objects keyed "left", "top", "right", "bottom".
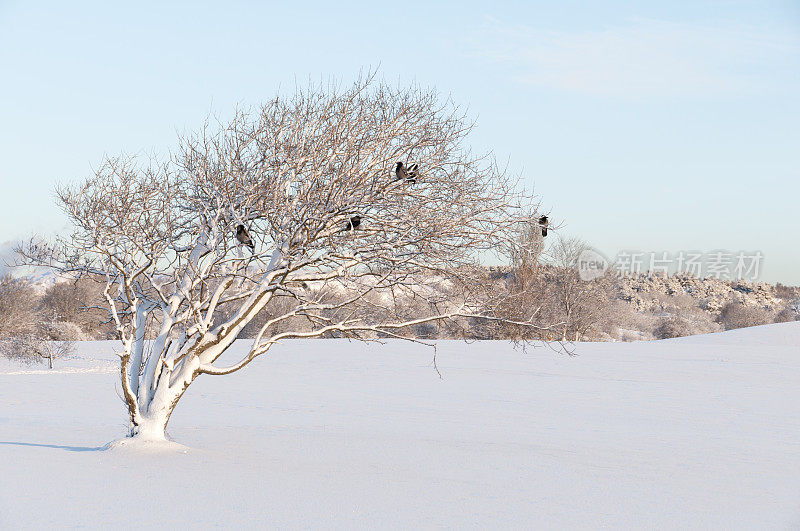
[{"left": 1, "top": 324, "right": 799, "bottom": 529}]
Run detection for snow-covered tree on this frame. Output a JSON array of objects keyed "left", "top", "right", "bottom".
[{"left": 21, "top": 76, "right": 543, "bottom": 441}]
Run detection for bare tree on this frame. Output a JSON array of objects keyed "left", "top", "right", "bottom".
[
  {"left": 481, "top": 229, "right": 608, "bottom": 343},
  {"left": 0, "top": 274, "right": 39, "bottom": 339},
  {"left": 40, "top": 277, "right": 113, "bottom": 338},
  {"left": 477, "top": 218, "right": 551, "bottom": 340},
  {"left": 20, "top": 76, "right": 545, "bottom": 441},
  {"left": 544, "top": 237, "right": 608, "bottom": 341},
  {"left": 0, "top": 333, "right": 75, "bottom": 369},
  {"left": 39, "top": 338, "right": 76, "bottom": 369},
  {"left": 508, "top": 217, "right": 546, "bottom": 288},
  {"left": 0, "top": 272, "right": 76, "bottom": 368}
]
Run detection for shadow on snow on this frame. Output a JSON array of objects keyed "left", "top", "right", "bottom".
[{"left": 0, "top": 441, "right": 104, "bottom": 452}]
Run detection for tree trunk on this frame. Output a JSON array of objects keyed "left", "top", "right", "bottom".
[
  {"left": 130, "top": 409, "right": 172, "bottom": 441},
  {"left": 125, "top": 341, "right": 194, "bottom": 441}
]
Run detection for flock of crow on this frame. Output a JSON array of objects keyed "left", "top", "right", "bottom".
[{"left": 233, "top": 161, "right": 549, "bottom": 251}]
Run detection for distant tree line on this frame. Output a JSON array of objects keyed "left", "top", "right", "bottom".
[{"left": 1, "top": 237, "right": 799, "bottom": 365}]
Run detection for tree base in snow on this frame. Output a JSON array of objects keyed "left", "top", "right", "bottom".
[{"left": 102, "top": 437, "right": 189, "bottom": 454}]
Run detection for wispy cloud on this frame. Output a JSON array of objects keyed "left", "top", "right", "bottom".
[{"left": 467, "top": 17, "right": 800, "bottom": 98}]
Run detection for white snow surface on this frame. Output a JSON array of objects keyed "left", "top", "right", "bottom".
[{"left": 1, "top": 323, "right": 799, "bottom": 529}]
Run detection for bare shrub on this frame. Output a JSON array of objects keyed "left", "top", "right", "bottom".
[
  {"left": 774, "top": 306, "right": 799, "bottom": 323},
  {"left": 0, "top": 334, "right": 75, "bottom": 369},
  {"left": 40, "top": 277, "right": 114, "bottom": 338},
  {"left": 485, "top": 235, "right": 611, "bottom": 342},
  {"left": 0, "top": 336, "right": 41, "bottom": 365},
  {"left": 654, "top": 316, "right": 693, "bottom": 339},
  {"left": 38, "top": 320, "right": 90, "bottom": 341},
  {"left": 507, "top": 218, "right": 546, "bottom": 287},
  {"left": 0, "top": 275, "right": 40, "bottom": 338},
  {"left": 543, "top": 238, "right": 610, "bottom": 341},
  {"left": 597, "top": 299, "right": 654, "bottom": 341},
  {"left": 475, "top": 266, "right": 548, "bottom": 340},
  {"left": 717, "top": 302, "right": 772, "bottom": 330},
  {"left": 775, "top": 283, "right": 800, "bottom": 301}
]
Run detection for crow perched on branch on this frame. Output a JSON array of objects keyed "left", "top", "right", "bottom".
[
  {"left": 538, "top": 216, "right": 549, "bottom": 237},
  {"left": 236, "top": 224, "right": 255, "bottom": 250},
  {"left": 393, "top": 161, "right": 418, "bottom": 184}
]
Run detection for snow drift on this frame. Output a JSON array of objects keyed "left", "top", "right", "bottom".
[{"left": 1, "top": 323, "right": 799, "bottom": 528}]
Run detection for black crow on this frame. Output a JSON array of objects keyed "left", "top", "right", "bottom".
[
  {"left": 393, "top": 161, "right": 418, "bottom": 184},
  {"left": 236, "top": 224, "right": 255, "bottom": 250},
  {"left": 538, "top": 216, "right": 549, "bottom": 237},
  {"left": 344, "top": 215, "right": 361, "bottom": 231},
  {"left": 393, "top": 161, "right": 406, "bottom": 180}
]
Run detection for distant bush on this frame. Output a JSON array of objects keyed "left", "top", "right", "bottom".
[
  {"left": 654, "top": 316, "right": 693, "bottom": 339},
  {"left": 0, "top": 337, "right": 39, "bottom": 365},
  {"left": 0, "top": 335, "right": 75, "bottom": 368},
  {"left": 717, "top": 302, "right": 772, "bottom": 331},
  {"left": 774, "top": 306, "right": 799, "bottom": 323},
  {"left": 40, "top": 278, "right": 113, "bottom": 338},
  {"left": 775, "top": 283, "right": 800, "bottom": 301},
  {"left": 0, "top": 275, "right": 39, "bottom": 338},
  {"left": 599, "top": 300, "right": 654, "bottom": 341},
  {"left": 39, "top": 321, "right": 90, "bottom": 341}
]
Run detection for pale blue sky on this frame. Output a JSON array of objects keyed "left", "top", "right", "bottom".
[{"left": 1, "top": 1, "right": 798, "bottom": 282}]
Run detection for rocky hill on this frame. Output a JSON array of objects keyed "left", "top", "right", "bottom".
[
  {"left": 618, "top": 273, "right": 791, "bottom": 313},
  {"left": 611, "top": 273, "right": 800, "bottom": 340}
]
